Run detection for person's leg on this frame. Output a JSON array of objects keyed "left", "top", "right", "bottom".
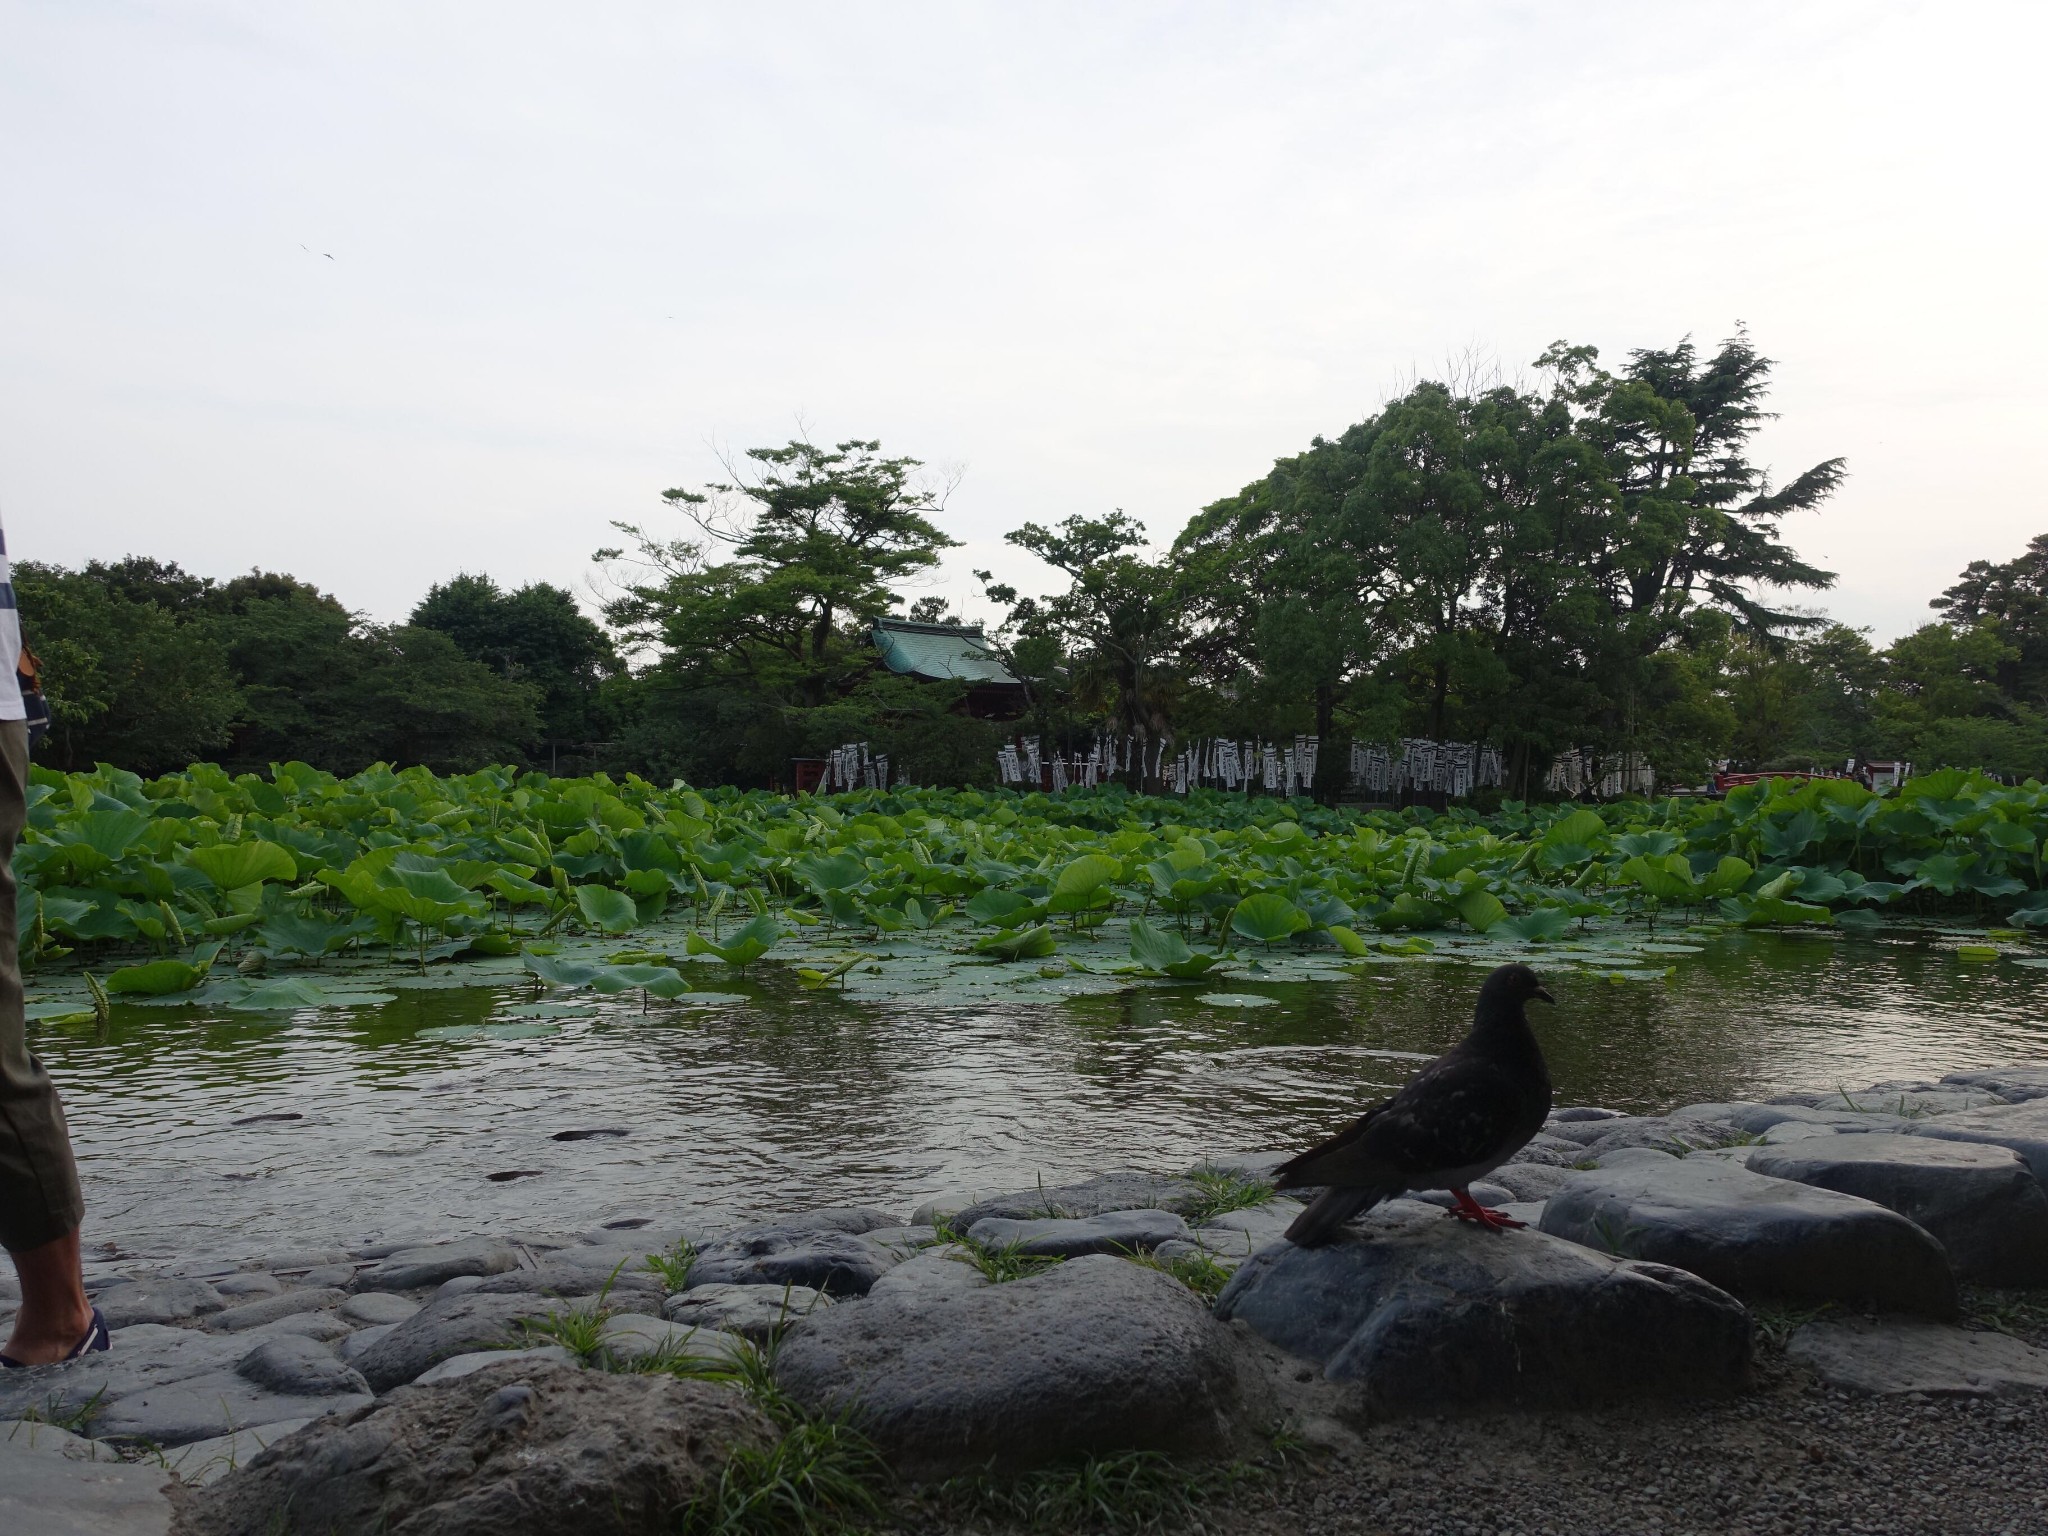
[
  {"left": 4, "top": 1229, "right": 89, "bottom": 1364},
  {"left": 0, "top": 719, "right": 90, "bottom": 1362}
]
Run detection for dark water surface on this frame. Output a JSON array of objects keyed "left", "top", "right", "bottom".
[{"left": 33, "top": 928, "right": 2048, "bottom": 1265}]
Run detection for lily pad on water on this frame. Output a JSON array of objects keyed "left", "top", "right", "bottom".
[
  {"left": 665, "top": 991, "right": 749, "bottom": 1007},
  {"left": 1197, "top": 992, "right": 1281, "bottom": 1008}
]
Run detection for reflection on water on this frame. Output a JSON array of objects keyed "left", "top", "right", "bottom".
[{"left": 31, "top": 929, "right": 2048, "bottom": 1264}]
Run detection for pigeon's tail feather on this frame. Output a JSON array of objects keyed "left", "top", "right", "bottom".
[{"left": 1284, "top": 1184, "right": 1397, "bottom": 1247}]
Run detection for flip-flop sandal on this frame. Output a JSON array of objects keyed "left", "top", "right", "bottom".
[{"left": 0, "top": 1306, "right": 109, "bottom": 1369}]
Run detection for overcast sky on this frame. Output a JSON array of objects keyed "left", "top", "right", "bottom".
[{"left": 3, "top": 1, "right": 2042, "bottom": 643}]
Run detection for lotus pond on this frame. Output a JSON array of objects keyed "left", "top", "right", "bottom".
[{"left": 18, "top": 763, "right": 2048, "bottom": 1262}]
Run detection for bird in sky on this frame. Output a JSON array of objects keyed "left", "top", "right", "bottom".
[
  {"left": 1273, "top": 962, "right": 1555, "bottom": 1246},
  {"left": 299, "top": 244, "right": 335, "bottom": 260}
]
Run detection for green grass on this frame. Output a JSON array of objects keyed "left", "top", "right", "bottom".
[
  {"left": 677, "top": 1417, "right": 887, "bottom": 1536},
  {"left": 1750, "top": 1300, "right": 1835, "bottom": 1352},
  {"left": 12, "top": 1386, "right": 106, "bottom": 1436},
  {"left": 1120, "top": 1246, "right": 1236, "bottom": 1303},
  {"left": 512, "top": 1305, "right": 611, "bottom": 1362},
  {"left": 1181, "top": 1168, "right": 1277, "bottom": 1224},
  {"left": 646, "top": 1237, "right": 702, "bottom": 1290},
  {"left": 929, "top": 1217, "right": 1066, "bottom": 1284},
  {"left": 1962, "top": 1286, "right": 2048, "bottom": 1342}
]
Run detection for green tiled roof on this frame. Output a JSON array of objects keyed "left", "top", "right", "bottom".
[{"left": 870, "top": 620, "right": 1020, "bottom": 685}]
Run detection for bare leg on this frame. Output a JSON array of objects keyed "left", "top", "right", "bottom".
[{"left": 4, "top": 1228, "right": 93, "bottom": 1365}]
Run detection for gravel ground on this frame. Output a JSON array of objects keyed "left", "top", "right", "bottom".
[{"left": 894, "top": 1298, "right": 2048, "bottom": 1536}]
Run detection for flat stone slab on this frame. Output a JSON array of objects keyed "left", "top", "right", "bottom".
[
  {"left": 1214, "top": 1201, "right": 1750, "bottom": 1415},
  {"left": 862, "top": 1249, "right": 990, "bottom": 1305},
  {"left": 414, "top": 1345, "right": 578, "bottom": 1385},
  {"left": 96, "top": 1276, "right": 225, "bottom": 1329},
  {"left": 1944, "top": 1064, "right": 2048, "bottom": 1103},
  {"left": 338, "top": 1291, "right": 418, "bottom": 1327},
  {"left": 1675, "top": 1101, "right": 1912, "bottom": 1137},
  {"left": 1787, "top": 1317, "right": 2048, "bottom": 1396},
  {"left": 356, "top": 1236, "right": 521, "bottom": 1291},
  {"left": 0, "top": 1435, "right": 174, "bottom": 1536},
  {"left": 1540, "top": 1159, "right": 1958, "bottom": 1316},
  {"left": 208, "top": 1286, "right": 346, "bottom": 1331},
  {"left": 966, "top": 1208, "right": 1191, "bottom": 1257},
  {"left": 742, "top": 1206, "right": 903, "bottom": 1234},
  {"left": 350, "top": 1292, "right": 559, "bottom": 1392},
  {"left": 663, "top": 1281, "right": 832, "bottom": 1341},
  {"left": 1192, "top": 1197, "right": 1304, "bottom": 1256},
  {"left": 1747, "top": 1133, "right": 2048, "bottom": 1286},
  {"left": 774, "top": 1254, "right": 1246, "bottom": 1476},
  {"left": 465, "top": 1257, "right": 664, "bottom": 1304},
  {"left": 1489, "top": 1163, "right": 1573, "bottom": 1201},
  {"left": 174, "top": 1360, "right": 776, "bottom": 1536},
  {"left": 159, "top": 1417, "right": 311, "bottom": 1487},
  {"left": 599, "top": 1314, "right": 749, "bottom": 1367},
  {"left": 944, "top": 1171, "right": 1209, "bottom": 1230},
  {"left": 0, "top": 1323, "right": 249, "bottom": 1426},
  {"left": 211, "top": 1272, "right": 283, "bottom": 1299},
  {"left": 92, "top": 1370, "right": 370, "bottom": 1448},
  {"left": 235, "top": 1335, "right": 369, "bottom": 1399},
  {"left": 1906, "top": 1100, "right": 2048, "bottom": 1196},
  {"left": 686, "top": 1225, "right": 900, "bottom": 1297}
]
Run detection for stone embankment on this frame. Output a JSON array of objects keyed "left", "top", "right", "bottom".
[{"left": 3, "top": 1064, "right": 2048, "bottom": 1534}]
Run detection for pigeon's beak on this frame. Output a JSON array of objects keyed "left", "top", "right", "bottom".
[{"left": 1532, "top": 984, "right": 1556, "bottom": 1006}]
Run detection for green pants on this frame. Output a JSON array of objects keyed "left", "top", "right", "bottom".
[{"left": 0, "top": 720, "right": 83, "bottom": 1252}]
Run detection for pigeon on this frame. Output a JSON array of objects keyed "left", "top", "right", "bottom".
[{"left": 1274, "top": 962, "right": 1555, "bottom": 1246}]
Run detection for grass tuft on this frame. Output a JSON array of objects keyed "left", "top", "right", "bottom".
[
  {"left": 646, "top": 1237, "right": 702, "bottom": 1290},
  {"left": 1750, "top": 1300, "right": 1834, "bottom": 1352},
  {"left": 677, "top": 1417, "right": 887, "bottom": 1536},
  {"left": 1962, "top": 1286, "right": 2048, "bottom": 1343},
  {"left": 1119, "top": 1245, "right": 1236, "bottom": 1303},
  {"left": 1182, "top": 1168, "right": 1277, "bottom": 1224}
]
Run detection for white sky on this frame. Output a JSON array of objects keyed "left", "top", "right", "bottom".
[{"left": 3, "top": 1, "right": 2042, "bottom": 644}]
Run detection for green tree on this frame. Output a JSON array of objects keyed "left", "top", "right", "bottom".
[
  {"left": 13, "top": 561, "right": 240, "bottom": 773},
  {"left": 1931, "top": 533, "right": 2048, "bottom": 707},
  {"left": 599, "top": 437, "right": 963, "bottom": 785},
  {"left": 411, "top": 574, "right": 621, "bottom": 746}
]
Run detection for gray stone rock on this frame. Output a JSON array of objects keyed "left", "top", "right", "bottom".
[
  {"left": 1573, "top": 1116, "right": 1753, "bottom": 1159},
  {"left": 1787, "top": 1316, "right": 2048, "bottom": 1395},
  {"left": 0, "top": 1435, "right": 174, "bottom": 1536},
  {"left": 1747, "top": 1133, "right": 2048, "bottom": 1286},
  {"left": 236, "top": 1335, "right": 369, "bottom": 1399},
  {"left": 1489, "top": 1162, "right": 1573, "bottom": 1201},
  {"left": 0, "top": 1323, "right": 248, "bottom": 1427},
  {"left": 160, "top": 1418, "right": 311, "bottom": 1488},
  {"left": 599, "top": 1314, "right": 750, "bottom": 1367},
  {"left": 966, "top": 1208, "right": 1191, "bottom": 1257},
  {"left": 686, "top": 1225, "right": 900, "bottom": 1297},
  {"left": 1188, "top": 1150, "right": 1294, "bottom": 1179},
  {"left": 356, "top": 1235, "right": 521, "bottom": 1291},
  {"left": 862, "top": 1249, "right": 989, "bottom": 1305},
  {"left": 663, "top": 1281, "right": 833, "bottom": 1340},
  {"left": 92, "top": 1370, "right": 370, "bottom": 1448},
  {"left": 211, "top": 1272, "right": 283, "bottom": 1299},
  {"left": 746, "top": 1206, "right": 904, "bottom": 1234},
  {"left": 1680, "top": 1101, "right": 1909, "bottom": 1137},
  {"left": 1153, "top": 1238, "right": 1246, "bottom": 1271},
  {"left": 173, "top": 1360, "right": 775, "bottom": 1536},
  {"left": 1907, "top": 1099, "right": 2048, "bottom": 1196},
  {"left": 1548, "top": 1106, "right": 1628, "bottom": 1123},
  {"left": 860, "top": 1225, "right": 938, "bottom": 1259},
  {"left": 1590, "top": 1147, "right": 1681, "bottom": 1169},
  {"left": 909, "top": 1191, "right": 976, "bottom": 1226},
  {"left": 0, "top": 1418, "right": 120, "bottom": 1460},
  {"left": 1407, "top": 1182, "right": 1517, "bottom": 1212},
  {"left": 338, "top": 1291, "right": 418, "bottom": 1327},
  {"left": 413, "top": 1345, "right": 577, "bottom": 1385},
  {"left": 465, "top": 1256, "right": 665, "bottom": 1303},
  {"left": 1193, "top": 1197, "right": 1304, "bottom": 1255},
  {"left": 208, "top": 1287, "right": 346, "bottom": 1331},
  {"left": 1214, "top": 1200, "right": 1750, "bottom": 1415},
  {"left": 1840, "top": 1086, "right": 2004, "bottom": 1117},
  {"left": 1504, "top": 1131, "right": 1587, "bottom": 1167},
  {"left": 243, "top": 1310, "right": 354, "bottom": 1344},
  {"left": 775, "top": 1254, "right": 1246, "bottom": 1476},
  {"left": 298, "top": 1263, "right": 360, "bottom": 1288},
  {"left": 948, "top": 1171, "right": 1209, "bottom": 1230},
  {"left": 1943, "top": 1063, "right": 2048, "bottom": 1103},
  {"left": 336, "top": 1324, "right": 394, "bottom": 1364},
  {"left": 350, "top": 1292, "right": 559, "bottom": 1392},
  {"left": 96, "top": 1276, "right": 225, "bottom": 1329},
  {"left": 252, "top": 1248, "right": 354, "bottom": 1273},
  {"left": 1540, "top": 1159, "right": 1958, "bottom": 1316}
]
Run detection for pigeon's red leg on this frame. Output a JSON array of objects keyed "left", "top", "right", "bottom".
[{"left": 1445, "top": 1187, "right": 1526, "bottom": 1231}]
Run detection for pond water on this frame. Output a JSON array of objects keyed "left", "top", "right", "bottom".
[{"left": 31, "top": 925, "right": 2048, "bottom": 1267}]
